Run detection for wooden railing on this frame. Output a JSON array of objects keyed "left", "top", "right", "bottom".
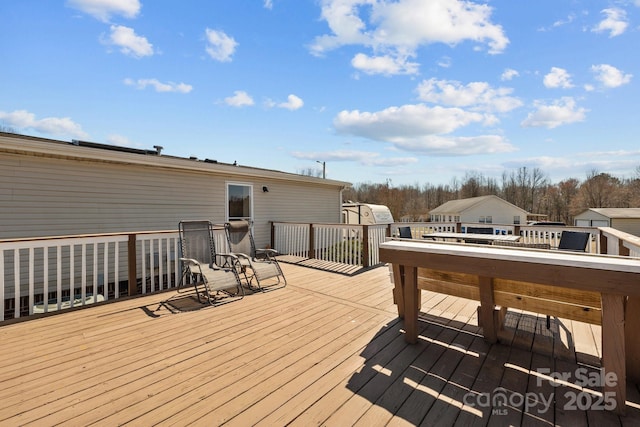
[
  {"left": 0, "top": 230, "right": 183, "bottom": 321},
  {"left": 272, "top": 222, "right": 389, "bottom": 268},
  {"left": 3, "top": 223, "right": 639, "bottom": 322}
]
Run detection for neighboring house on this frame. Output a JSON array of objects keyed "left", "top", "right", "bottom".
[
  {"left": 574, "top": 208, "right": 640, "bottom": 237},
  {"left": 429, "top": 195, "right": 529, "bottom": 226},
  {"left": 0, "top": 132, "right": 350, "bottom": 248}
]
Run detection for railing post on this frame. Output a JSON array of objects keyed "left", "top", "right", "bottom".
[
  {"left": 362, "top": 225, "right": 370, "bottom": 268},
  {"left": 619, "top": 239, "right": 630, "bottom": 257},
  {"left": 269, "top": 221, "right": 275, "bottom": 250},
  {"left": 600, "top": 233, "right": 608, "bottom": 255},
  {"left": 308, "top": 224, "right": 315, "bottom": 259},
  {"left": 128, "top": 233, "right": 138, "bottom": 296}
]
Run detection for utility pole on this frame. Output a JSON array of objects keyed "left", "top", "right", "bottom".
[{"left": 316, "top": 160, "right": 326, "bottom": 179}]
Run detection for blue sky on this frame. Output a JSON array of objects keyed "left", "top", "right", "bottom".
[{"left": 1, "top": 0, "right": 639, "bottom": 186}]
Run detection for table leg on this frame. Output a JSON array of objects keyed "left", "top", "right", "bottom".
[{"left": 403, "top": 265, "right": 419, "bottom": 344}]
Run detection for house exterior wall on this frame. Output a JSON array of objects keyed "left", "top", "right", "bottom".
[
  {"left": 461, "top": 200, "right": 526, "bottom": 225},
  {"left": 0, "top": 134, "right": 346, "bottom": 248},
  {"left": 611, "top": 219, "right": 640, "bottom": 237},
  {"left": 574, "top": 210, "right": 610, "bottom": 226}
]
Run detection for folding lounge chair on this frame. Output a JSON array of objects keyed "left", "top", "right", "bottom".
[
  {"left": 397, "top": 226, "right": 412, "bottom": 238},
  {"left": 558, "top": 231, "right": 591, "bottom": 252},
  {"left": 178, "top": 220, "right": 244, "bottom": 305},
  {"left": 224, "top": 220, "right": 286, "bottom": 291}
]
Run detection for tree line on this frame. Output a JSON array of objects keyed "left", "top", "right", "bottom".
[{"left": 341, "top": 167, "right": 640, "bottom": 224}]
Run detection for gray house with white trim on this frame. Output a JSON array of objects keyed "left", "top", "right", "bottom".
[{"left": 0, "top": 132, "right": 349, "bottom": 248}]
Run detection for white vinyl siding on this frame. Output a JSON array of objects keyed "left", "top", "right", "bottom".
[{"left": 0, "top": 146, "right": 344, "bottom": 249}]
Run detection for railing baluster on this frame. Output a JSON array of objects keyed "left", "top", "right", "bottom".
[
  {"left": 57, "top": 246, "right": 62, "bottom": 311},
  {"left": 28, "top": 247, "right": 34, "bottom": 315},
  {"left": 69, "top": 245, "right": 75, "bottom": 307}
]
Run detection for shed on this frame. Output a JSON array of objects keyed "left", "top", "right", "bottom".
[
  {"left": 0, "top": 132, "right": 350, "bottom": 248},
  {"left": 429, "top": 195, "right": 529, "bottom": 226},
  {"left": 574, "top": 208, "right": 640, "bottom": 237}
]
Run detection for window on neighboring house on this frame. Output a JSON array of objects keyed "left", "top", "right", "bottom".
[
  {"left": 227, "top": 183, "right": 252, "bottom": 222},
  {"left": 514, "top": 216, "right": 521, "bottom": 225},
  {"left": 486, "top": 216, "right": 493, "bottom": 224},
  {"left": 479, "top": 216, "right": 486, "bottom": 223}
]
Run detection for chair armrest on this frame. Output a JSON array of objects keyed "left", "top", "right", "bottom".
[
  {"left": 180, "top": 257, "right": 201, "bottom": 267},
  {"left": 256, "top": 248, "right": 279, "bottom": 260}
]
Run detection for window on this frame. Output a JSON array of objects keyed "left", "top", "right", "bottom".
[
  {"left": 514, "top": 215, "right": 521, "bottom": 225},
  {"left": 227, "top": 183, "right": 252, "bottom": 221},
  {"left": 486, "top": 216, "right": 493, "bottom": 224}
]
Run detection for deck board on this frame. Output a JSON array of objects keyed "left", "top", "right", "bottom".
[{"left": 0, "top": 262, "right": 639, "bottom": 426}]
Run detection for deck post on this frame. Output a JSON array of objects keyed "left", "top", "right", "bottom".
[
  {"left": 600, "top": 233, "right": 608, "bottom": 255},
  {"left": 391, "top": 263, "right": 405, "bottom": 318},
  {"left": 601, "top": 292, "right": 626, "bottom": 415},
  {"left": 362, "top": 225, "right": 370, "bottom": 268},
  {"left": 478, "top": 276, "right": 498, "bottom": 343},
  {"left": 403, "top": 265, "right": 419, "bottom": 344},
  {"left": 128, "top": 233, "right": 137, "bottom": 296},
  {"left": 626, "top": 296, "right": 640, "bottom": 383},
  {"left": 308, "top": 224, "right": 315, "bottom": 259}
]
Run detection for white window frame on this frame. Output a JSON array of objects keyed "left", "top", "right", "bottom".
[{"left": 226, "top": 182, "right": 253, "bottom": 222}]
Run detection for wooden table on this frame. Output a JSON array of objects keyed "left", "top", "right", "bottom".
[
  {"left": 379, "top": 239, "right": 640, "bottom": 415},
  {"left": 422, "top": 232, "right": 521, "bottom": 244}
]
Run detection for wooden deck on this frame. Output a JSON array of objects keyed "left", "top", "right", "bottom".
[{"left": 1, "top": 262, "right": 640, "bottom": 426}]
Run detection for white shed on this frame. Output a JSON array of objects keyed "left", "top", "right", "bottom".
[{"left": 574, "top": 208, "right": 640, "bottom": 237}]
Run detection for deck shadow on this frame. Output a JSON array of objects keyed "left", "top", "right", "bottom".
[{"left": 344, "top": 313, "right": 637, "bottom": 425}]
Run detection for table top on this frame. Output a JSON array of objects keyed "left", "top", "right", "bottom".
[
  {"left": 381, "top": 239, "right": 640, "bottom": 273},
  {"left": 421, "top": 232, "right": 522, "bottom": 242}
]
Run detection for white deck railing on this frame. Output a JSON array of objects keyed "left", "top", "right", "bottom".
[
  {"left": 0, "top": 231, "right": 180, "bottom": 321},
  {"left": 3, "top": 222, "right": 639, "bottom": 322},
  {"left": 272, "top": 222, "right": 389, "bottom": 268}
]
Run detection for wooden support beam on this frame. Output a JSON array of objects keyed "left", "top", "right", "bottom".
[
  {"left": 626, "top": 296, "right": 640, "bottom": 383},
  {"left": 127, "top": 234, "right": 137, "bottom": 296},
  {"left": 478, "top": 276, "right": 498, "bottom": 343},
  {"left": 391, "top": 263, "right": 405, "bottom": 319},
  {"left": 403, "top": 265, "right": 419, "bottom": 344},
  {"left": 601, "top": 292, "right": 626, "bottom": 415}
]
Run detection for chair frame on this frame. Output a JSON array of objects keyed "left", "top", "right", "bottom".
[
  {"left": 178, "top": 220, "right": 245, "bottom": 305},
  {"left": 224, "top": 220, "right": 286, "bottom": 291}
]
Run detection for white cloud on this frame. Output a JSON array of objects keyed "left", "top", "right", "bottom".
[
  {"left": 0, "top": 109, "right": 88, "bottom": 139},
  {"left": 416, "top": 78, "right": 522, "bottom": 113},
  {"left": 291, "top": 150, "right": 418, "bottom": 166},
  {"left": 105, "top": 25, "right": 154, "bottom": 57},
  {"left": 205, "top": 28, "right": 237, "bottom": 62},
  {"left": 521, "top": 97, "right": 587, "bottom": 129},
  {"left": 351, "top": 53, "right": 419, "bottom": 75},
  {"left": 278, "top": 94, "right": 304, "bottom": 110},
  {"left": 332, "top": 103, "right": 515, "bottom": 156},
  {"left": 591, "top": 64, "right": 632, "bottom": 88},
  {"left": 224, "top": 91, "right": 254, "bottom": 107},
  {"left": 264, "top": 0, "right": 273, "bottom": 9},
  {"left": 107, "top": 134, "right": 133, "bottom": 146},
  {"left": 392, "top": 134, "right": 515, "bottom": 156},
  {"left": 592, "top": 8, "right": 628, "bottom": 37},
  {"left": 124, "top": 78, "right": 192, "bottom": 93},
  {"left": 66, "top": 0, "right": 141, "bottom": 22},
  {"left": 311, "top": 0, "right": 508, "bottom": 76},
  {"left": 543, "top": 67, "right": 574, "bottom": 89},
  {"left": 501, "top": 68, "right": 519, "bottom": 81}
]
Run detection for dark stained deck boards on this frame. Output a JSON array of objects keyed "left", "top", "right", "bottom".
[{"left": 1, "top": 262, "right": 639, "bottom": 426}]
